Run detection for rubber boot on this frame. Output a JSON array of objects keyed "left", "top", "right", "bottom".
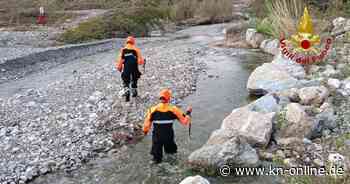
[
  {"left": 131, "top": 88, "right": 138, "bottom": 97},
  {"left": 125, "top": 90, "right": 130, "bottom": 102}
]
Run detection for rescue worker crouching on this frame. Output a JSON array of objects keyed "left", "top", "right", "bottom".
[
  {"left": 143, "top": 89, "right": 192, "bottom": 164},
  {"left": 116, "top": 36, "right": 145, "bottom": 102}
]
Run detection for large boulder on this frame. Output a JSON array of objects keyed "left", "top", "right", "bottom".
[
  {"left": 246, "top": 29, "right": 265, "bottom": 48},
  {"left": 179, "top": 175, "right": 210, "bottom": 184},
  {"left": 275, "top": 103, "right": 317, "bottom": 144},
  {"left": 221, "top": 106, "right": 275, "bottom": 147},
  {"left": 188, "top": 129, "right": 259, "bottom": 169},
  {"left": 259, "top": 39, "right": 279, "bottom": 55},
  {"left": 247, "top": 63, "right": 300, "bottom": 96},
  {"left": 271, "top": 54, "right": 306, "bottom": 79},
  {"left": 298, "top": 86, "right": 329, "bottom": 106}
]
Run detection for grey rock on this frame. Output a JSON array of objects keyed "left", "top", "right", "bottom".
[
  {"left": 321, "top": 65, "right": 339, "bottom": 77},
  {"left": 328, "top": 78, "right": 341, "bottom": 89},
  {"left": 283, "top": 158, "right": 298, "bottom": 167},
  {"left": 313, "top": 158, "right": 325, "bottom": 167},
  {"left": 275, "top": 103, "right": 317, "bottom": 142},
  {"left": 278, "top": 88, "right": 300, "bottom": 103},
  {"left": 328, "top": 153, "right": 345, "bottom": 168},
  {"left": 221, "top": 106, "right": 275, "bottom": 147},
  {"left": 276, "top": 150, "right": 285, "bottom": 159},
  {"left": 188, "top": 129, "right": 259, "bottom": 169},
  {"left": 298, "top": 86, "right": 329, "bottom": 106},
  {"left": 260, "top": 39, "right": 279, "bottom": 55},
  {"left": 25, "top": 101, "right": 38, "bottom": 108},
  {"left": 246, "top": 29, "right": 265, "bottom": 48},
  {"left": 303, "top": 138, "right": 313, "bottom": 145},
  {"left": 332, "top": 17, "right": 350, "bottom": 35},
  {"left": 179, "top": 175, "right": 210, "bottom": 184},
  {"left": 247, "top": 94, "right": 280, "bottom": 113},
  {"left": 271, "top": 54, "right": 306, "bottom": 79},
  {"left": 312, "top": 104, "right": 336, "bottom": 138},
  {"left": 88, "top": 91, "right": 105, "bottom": 104},
  {"left": 247, "top": 63, "right": 300, "bottom": 95}
]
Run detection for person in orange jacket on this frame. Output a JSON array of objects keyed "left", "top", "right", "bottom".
[
  {"left": 116, "top": 36, "right": 145, "bottom": 102},
  {"left": 143, "top": 89, "right": 192, "bottom": 163}
]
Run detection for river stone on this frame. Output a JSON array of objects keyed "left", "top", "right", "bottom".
[
  {"left": 221, "top": 106, "right": 274, "bottom": 147},
  {"left": 247, "top": 63, "right": 300, "bottom": 96},
  {"left": 275, "top": 103, "right": 316, "bottom": 143},
  {"left": 88, "top": 91, "right": 105, "bottom": 104},
  {"left": 259, "top": 39, "right": 279, "bottom": 55},
  {"left": 312, "top": 105, "right": 336, "bottom": 138},
  {"left": 332, "top": 17, "right": 350, "bottom": 35},
  {"left": 278, "top": 88, "right": 300, "bottom": 103},
  {"left": 179, "top": 175, "right": 210, "bottom": 184},
  {"left": 188, "top": 129, "right": 259, "bottom": 169},
  {"left": 298, "top": 86, "right": 329, "bottom": 106},
  {"left": 321, "top": 65, "right": 339, "bottom": 77},
  {"left": 271, "top": 54, "right": 306, "bottom": 79},
  {"left": 328, "top": 78, "right": 341, "bottom": 89},
  {"left": 245, "top": 29, "right": 264, "bottom": 48}
]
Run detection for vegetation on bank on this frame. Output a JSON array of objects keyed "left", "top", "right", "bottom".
[
  {"left": 0, "top": 0, "right": 233, "bottom": 43},
  {"left": 250, "top": 0, "right": 350, "bottom": 39},
  {"left": 60, "top": 0, "right": 234, "bottom": 43}
]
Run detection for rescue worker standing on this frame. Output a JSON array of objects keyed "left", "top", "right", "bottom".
[
  {"left": 143, "top": 89, "right": 192, "bottom": 163},
  {"left": 116, "top": 36, "right": 145, "bottom": 102}
]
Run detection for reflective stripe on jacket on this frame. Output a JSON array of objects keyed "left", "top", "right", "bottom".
[{"left": 143, "top": 103, "right": 191, "bottom": 133}]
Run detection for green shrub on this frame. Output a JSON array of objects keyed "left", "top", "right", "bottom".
[
  {"left": 60, "top": 1, "right": 172, "bottom": 43},
  {"left": 60, "top": 17, "right": 108, "bottom": 43},
  {"left": 256, "top": 18, "right": 278, "bottom": 37}
]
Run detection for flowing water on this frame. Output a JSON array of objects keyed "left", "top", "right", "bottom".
[{"left": 32, "top": 24, "right": 276, "bottom": 184}]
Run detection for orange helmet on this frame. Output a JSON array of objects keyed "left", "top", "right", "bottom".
[
  {"left": 159, "top": 89, "right": 172, "bottom": 103},
  {"left": 126, "top": 36, "right": 135, "bottom": 45}
]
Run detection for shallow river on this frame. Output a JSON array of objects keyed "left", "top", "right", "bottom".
[{"left": 32, "top": 24, "right": 276, "bottom": 184}]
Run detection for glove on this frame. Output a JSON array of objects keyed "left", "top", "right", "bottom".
[
  {"left": 186, "top": 106, "right": 192, "bottom": 116},
  {"left": 143, "top": 129, "right": 148, "bottom": 135},
  {"left": 117, "top": 65, "right": 122, "bottom": 72}
]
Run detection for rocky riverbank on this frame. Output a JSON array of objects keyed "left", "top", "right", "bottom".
[
  {"left": 0, "top": 36, "right": 205, "bottom": 184},
  {"left": 184, "top": 17, "right": 350, "bottom": 183}
]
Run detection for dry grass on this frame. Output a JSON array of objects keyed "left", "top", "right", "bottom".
[
  {"left": 197, "top": 0, "right": 233, "bottom": 21},
  {"left": 172, "top": 0, "right": 233, "bottom": 22},
  {"left": 265, "top": 0, "right": 306, "bottom": 38},
  {"left": 172, "top": 0, "right": 197, "bottom": 21}
]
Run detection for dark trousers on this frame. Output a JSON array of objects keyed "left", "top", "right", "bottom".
[
  {"left": 121, "top": 72, "right": 139, "bottom": 89},
  {"left": 151, "top": 125, "right": 177, "bottom": 162}
]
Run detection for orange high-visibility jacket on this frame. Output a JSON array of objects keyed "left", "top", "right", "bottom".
[
  {"left": 116, "top": 43, "right": 144, "bottom": 71},
  {"left": 143, "top": 103, "right": 191, "bottom": 133}
]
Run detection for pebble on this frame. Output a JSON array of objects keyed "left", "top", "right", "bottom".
[
  {"left": 313, "top": 158, "right": 325, "bottom": 167},
  {"left": 276, "top": 150, "right": 285, "bottom": 159}
]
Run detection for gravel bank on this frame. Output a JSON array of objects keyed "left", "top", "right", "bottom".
[
  {"left": 0, "top": 39, "right": 124, "bottom": 84},
  {"left": 0, "top": 35, "right": 204, "bottom": 184}
]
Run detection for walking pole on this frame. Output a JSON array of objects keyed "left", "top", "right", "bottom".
[
  {"left": 189, "top": 120, "right": 192, "bottom": 139},
  {"left": 187, "top": 106, "right": 192, "bottom": 139}
]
